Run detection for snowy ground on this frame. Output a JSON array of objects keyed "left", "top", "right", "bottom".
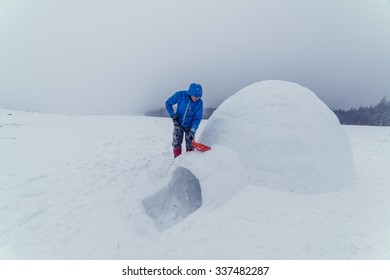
[{"left": 0, "top": 109, "right": 389, "bottom": 259}]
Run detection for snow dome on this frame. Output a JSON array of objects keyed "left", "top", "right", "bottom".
[
  {"left": 199, "top": 80, "right": 354, "bottom": 193},
  {"left": 144, "top": 80, "right": 354, "bottom": 230}
]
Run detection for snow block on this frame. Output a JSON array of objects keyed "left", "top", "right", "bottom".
[{"left": 198, "top": 80, "right": 354, "bottom": 194}]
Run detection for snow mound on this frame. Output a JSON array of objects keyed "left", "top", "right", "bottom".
[
  {"left": 143, "top": 145, "right": 246, "bottom": 230},
  {"left": 168, "top": 145, "right": 246, "bottom": 208},
  {"left": 199, "top": 80, "right": 354, "bottom": 194}
]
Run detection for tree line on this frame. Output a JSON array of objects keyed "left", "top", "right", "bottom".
[
  {"left": 145, "top": 107, "right": 216, "bottom": 119},
  {"left": 333, "top": 96, "right": 390, "bottom": 126}
]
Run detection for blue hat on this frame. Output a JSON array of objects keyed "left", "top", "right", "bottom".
[{"left": 188, "top": 83, "right": 202, "bottom": 97}]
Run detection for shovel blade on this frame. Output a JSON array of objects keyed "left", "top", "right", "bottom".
[{"left": 192, "top": 140, "right": 211, "bottom": 152}]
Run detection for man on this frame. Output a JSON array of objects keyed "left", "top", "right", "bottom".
[{"left": 165, "top": 83, "right": 203, "bottom": 158}]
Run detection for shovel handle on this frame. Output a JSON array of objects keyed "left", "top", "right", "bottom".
[{"left": 176, "top": 122, "right": 211, "bottom": 152}]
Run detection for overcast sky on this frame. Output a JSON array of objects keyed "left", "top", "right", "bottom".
[{"left": 1, "top": 0, "right": 390, "bottom": 114}]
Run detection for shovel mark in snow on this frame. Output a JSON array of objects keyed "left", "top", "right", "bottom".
[{"left": 142, "top": 167, "right": 202, "bottom": 231}]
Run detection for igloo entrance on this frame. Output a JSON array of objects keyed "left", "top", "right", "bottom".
[{"left": 143, "top": 167, "right": 202, "bottom": 231}]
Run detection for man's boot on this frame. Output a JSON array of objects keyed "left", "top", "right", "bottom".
[
  {"left": 173, "top": 146, "right": 182, "bottom": 158},
  {"left": 186, "top": 147, "right": 194, "bottom": 152}
]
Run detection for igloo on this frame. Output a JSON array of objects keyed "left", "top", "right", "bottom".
[
  {"left": 198, "top": 80, "right": 354, "bottom": 193},
  {"left": 144, "top": 80, "right": 354, "bottom": 230}
]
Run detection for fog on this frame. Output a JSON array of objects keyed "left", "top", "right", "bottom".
[{"left": 1, "top": 0, "right": 390, "bottom": 114}]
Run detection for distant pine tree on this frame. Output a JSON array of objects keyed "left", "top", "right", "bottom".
[{"left": 333, "top": 96, "right": 390, "bottom": 126}]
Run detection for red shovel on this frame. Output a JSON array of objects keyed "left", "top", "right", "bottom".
[
  {"left": 192, "top": 139, "right": 211, "bottom": 152},
  {"left": 179, "top": 124, "right": 211, "bottom": 152}
]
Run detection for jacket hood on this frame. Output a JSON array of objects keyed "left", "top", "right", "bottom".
[{"left": 188, "top": 83, "right": 203, "bottom": 97}]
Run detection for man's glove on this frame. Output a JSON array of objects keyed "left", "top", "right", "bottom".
[
  {"left": 172, "top": 114, "right": 180, "bottom": 126},
  {"left": 187, "top": 129, "right": 195, "bottom": 141}
]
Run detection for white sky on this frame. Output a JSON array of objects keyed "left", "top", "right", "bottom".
[{"left": 1, "top": 0, "right": 390, "bottom": 114}]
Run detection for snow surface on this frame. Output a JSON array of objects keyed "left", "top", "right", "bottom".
[{"left": 1, "top": 82, "right": 390, "bottom": 259}]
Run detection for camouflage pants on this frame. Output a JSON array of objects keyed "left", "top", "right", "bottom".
[{"left": 172, "top": 124, "right": 194, "bottom": 150}]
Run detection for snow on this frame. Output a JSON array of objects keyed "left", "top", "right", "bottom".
[{"left": 1, "top": 81, "right": 390, "bottom": 259}]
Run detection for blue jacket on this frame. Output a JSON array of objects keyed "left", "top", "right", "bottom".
[{"left": 165, "top": 91, "right": 203, "bottom": 133}]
